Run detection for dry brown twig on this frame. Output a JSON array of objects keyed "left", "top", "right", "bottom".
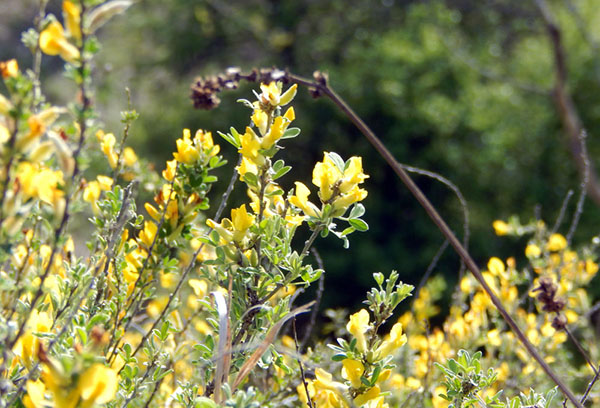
[{"left": 534, "top": 0, "right": 600, "bottom": 206}]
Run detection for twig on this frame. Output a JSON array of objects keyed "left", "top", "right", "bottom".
[
  {"left": 399, "top": 162, "right": 470, "bottom": 270},
  {"left": 300, "top": 247, "right": 325, "bottom": 351},
  {"left": 567, "top": 130, "right": 589, "bottom": 244},
  {"left": 293, "top": 317, "right": 315, "bottom": 408},
  {"left": 581, "top": 362, "right": 600, "bottom": 406},
  {"left": 564, "top": 326, "right": 597, "bottom": 375},
  {"left": 414, "top": 239, "right": 449, "bottom": 301},
  {"left": 534, "top": 0, "right": 600, "bottom": 206},
  {"left": 551, "top": 189, "right": 573, "bottom": 234}
]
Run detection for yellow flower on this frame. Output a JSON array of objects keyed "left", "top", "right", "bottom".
[
  {"left": 375, "top": 322, "right": 407, "bottom": 358},
  {"left": 261, "top": 108, "right": 295, "bottom": 149},
  {"left": 341, "top": 359, "right": 364, "bottom": 388},
  {"left": 194, "top": 129, "right": 219, "bottom": 156},
  {"left": 238, "top": 156, "right": 258, "bottom": 179},
  {"left": 78, "top": 364, "right": 118, "bottom": 406},
  {"left": 83, "top": 181, "right": 101, "bottom": 211},
  {"left": 347, "top": 309, "right": 370, "bottom": 353},
  {"left": 312, "top": 154, "right": 339, "bottom": 202},
  {"left": 97, "top": 175, "right": 113, "bottom": 191},
  {"left": 0, "top": 59, "right": 19, "bottom": 78},
  {"left": 547, "top": 233, "right": 567, "bottom": 252},
  {"left": 239, "top": 127, "right": 262, "bottom": 163},
  {"left": 160, "top": 270, "right": 178, "bottom": 289},
  {"left": 100, "top": 132, "right": 118, "bottom": 169},
  {"left": 189, "top": 279, "right": 208, "bottom": 298},
  {"left": 62, "top": 1, "right": 81, "bottom": 41},
  {"left": 459, "top": 276, "right": 473, "bottom": 294},
  {"left": 339, "top": 157, "right": 368, "bottom": 193},
  {"left": 139, "top": 220, "right": 158, "bottom": 247},
  {"left": 165, "top": 199, "right": 179, "bottom": 228},
  {"left": 487, "top": 257, "right": 506, "bottom": 278},
  {"left": 0, "top": 93, "right": 12, "bottom": 117},
  {"left": 405, "top": 377, "right": 421, "bottom": 390},
  {"left": 354, "top": 385, "right": 380, "bottom": 407},
  {"left": 311, "top": 153, "right": 368, "bottom": 213},
  {"left": 162, "top": 159, "right": 177, "bottom": 181},
  {"left": 123, "top": 146, "right": 138, "bottom": 166},
  {"left": 147, "top": 296, "right": 168, "bottom": 318},
  {"left": 13, "top": 310, "right": 53, "bottom": 369},
  {"left": 23, "top": 380, "right": 46, "bottom": 408},
  {"left": 525, "top": 243, "right": 541, "bottom": 258},
  {"left": 206, "top": 204, "right": 256, "bottom": 244},
  {"left": 311, "top": 368, "right": 348, "bottom": 408},
  {"left": 331, "top": 185, "right": 367, "bottom": 213},
  {"left": 231, "top": 204, "right": 255, "bottom": 242},
  {"left": 174, "top": 129, "right": 201, "bottom": 164},
  {"left": 39, "top": 21, "right": 80, "bottom": 62},
  {"left": 289, "top": 181, "right": 319, "bottom": 218},
  {"left": 432, "top": 386, "right": 449, "bottom": 408},
  {"left": 252, "top": 109, "right": 269, "bottom": 135},
  {"left": 259, "top": 82, "right": 297, "bottom": 108},
  {"left": 487, "top": 328, "right": 502, "bottom": 346},
  {"left": 492, "top": 220, "right": 510, "bottom": 236},
  {"left": 16, "top": 162, "right": 65, "bottom": 206},
  {"left": 144, "top": 202, "right": 161, "bottom": 221}
]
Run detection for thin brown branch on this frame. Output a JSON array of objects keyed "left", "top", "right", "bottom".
[
  {"left": 534, "top": 0, "right": 600, "bottom": 206},
  {"left": 293, "top": 317, "right": 315, "bottom": 408}
]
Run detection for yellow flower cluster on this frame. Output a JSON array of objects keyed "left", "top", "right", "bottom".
[
  {"left": 300, "top": 308, "right": 406, "bottom": 408},
  {"left": 39, "top": 1, "right": 82, "bottom": 63},
  {"left": 173, "top": 128, "right": 219, "bottom": 166},
  {"left": 290, "top": 153, "right": 368, "bottom": 218},
  {"left": 237, "top": 82, "right": 296, "bottom": 175},
  {"left": 24, "top": 362, "right": 117, "bottom": 408}
]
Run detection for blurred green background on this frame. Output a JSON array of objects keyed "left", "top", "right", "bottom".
[{"left": 3, "top": 0, "right": 600, "bottom": 311}]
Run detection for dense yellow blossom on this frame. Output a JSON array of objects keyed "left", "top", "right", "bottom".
[
  {"left": 62, "top": 1, "right": 81, "bottom": 41},
  {"left": 16, "top": 162, "right": 65, "bottom": 206},
  {"left": 547, "top": 233, "right": 567, "bottom": 252},
  {"left": 347, "top": 309, "right": 370, "bottom": 353},
  {"left": 39, "top": 21, "right": 80, "bottom": 62},
  {"left": 375, "top": 322, "right": 407, "bottom": 358},
  {"left": 0, "top": 59, "right": 19, "bottom": 78},
  {"left": 78, "top": 364, "right": 118, "bottom": 407},
  {"left": 492, "top": 220, "right": 509, "bottom": 236}
]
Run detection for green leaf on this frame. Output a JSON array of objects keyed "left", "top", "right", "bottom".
[
  {"left": 301, "top": 268, "right": 322, "bottom": 283},
  {"left": 370, "top": 365, "right": 382, "bottom": 385},
  {"left": 349, "top": 203, "right": 365, "bottom": 219},
  {"left": 242, "top": 172, "right": 258, "bottom": 187},
  {"left": 327, "top": 152, "right": 345, "bottom": 173},
  {"left": 281, "top": 127, "right": 301, "bottom": 139},
  {"left": 331, "top": 354, "right": 347, "bottom": 362},
  {"left": 341, "top": 226, "right": 355, "bottom": 236},
  {"left": 272, "top": 165, "right": 291, "bottom": 181},
  {"left": 349, "top": 218, "right": 369, "bottom": 232},
  {"left": 217, "top": 130, "right": 240, "bottom": 148}
]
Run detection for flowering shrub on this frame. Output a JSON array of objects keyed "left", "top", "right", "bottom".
[{"left": 1, "top": 2, "right": 600, "bottom": 408}]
